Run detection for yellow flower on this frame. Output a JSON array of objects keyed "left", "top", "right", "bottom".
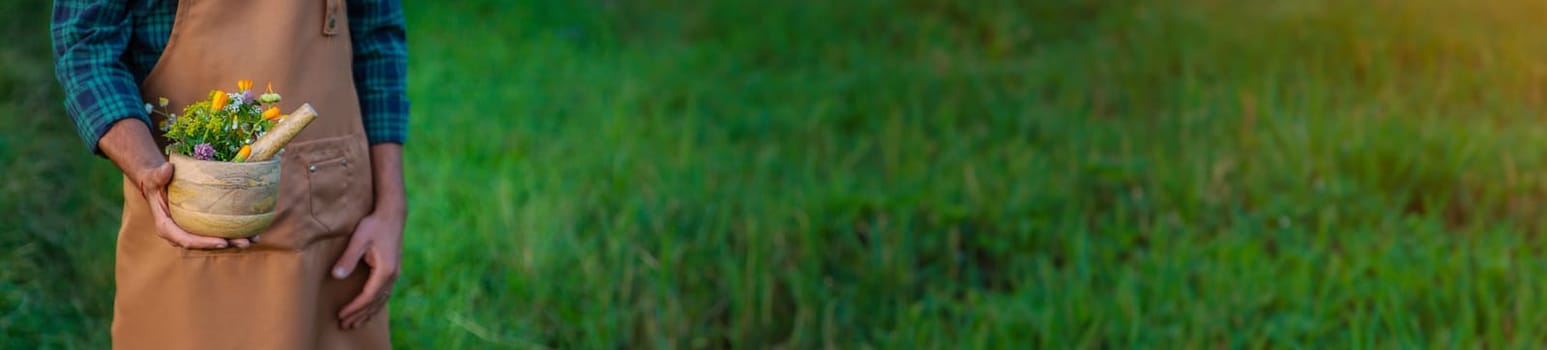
[
  {"left": 238, "top": 80, "right": 253, "bottom": 92},
  {"left": 263, "top": 106, "right": 282, "bottom": 120},
  {"left": 158, "top": 97, "right": 169, "bottom": 107},
  {"left": 234, "top": 145, "right": 252, "bottom": 162},
  {"left": 209, "top": 90, "right": 228, "bottom": 111}
]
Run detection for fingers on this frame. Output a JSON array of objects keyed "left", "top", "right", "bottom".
[
  {"left": 332, "top": 232, "right": 371, "bottom": 279},
  {"left": 227, "top": 238, "right": 252, "bottom": 249},
  {"left": 147, "top": 197, "right": 230, "bottom": 250},
  {"left": 339, "top": 261, "right": 396, "bottom": 322},
  {"left": 346, "top": 297, "right": 386, "bottom": 329},
  {"left": 156, "top": 219, "right": 230, "bottom": 249}
]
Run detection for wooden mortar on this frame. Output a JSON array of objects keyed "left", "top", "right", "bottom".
[{"left": 167, "top": 153, "right": 281, "bottom": 238}]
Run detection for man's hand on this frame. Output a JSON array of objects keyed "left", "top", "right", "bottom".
[
  {"left": 332, "top": 210, "right": 403, "bottom": 329},
  {"left": 102, "top": 119, "right": 252, "bottom": 250},
  {"left": 136, "top": 163, "right": 254, "bottom": 249},
  {"left": 333, "top": 143, "right": 405, "bottom": 330}
]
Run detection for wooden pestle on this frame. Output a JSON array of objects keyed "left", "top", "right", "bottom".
[{"left": 246, "top": 103, "right": 318, "bottom": 162}]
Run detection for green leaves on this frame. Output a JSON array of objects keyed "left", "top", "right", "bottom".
[{"left": 160, "top": 91, "right": 275, "bottom": 161}]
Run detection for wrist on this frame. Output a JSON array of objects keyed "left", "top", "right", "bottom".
[
  {"left": 372, "top": 193, "right": 406, "bottom": 218},
  {"left": 99, "top": 119, "right": 167, "bottom": 193},
  {"left": 366, "top": 143, "right": 406, "bottom": 220}
]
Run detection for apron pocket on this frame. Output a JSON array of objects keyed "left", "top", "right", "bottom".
[{"left": 295, "top": 135, "right": 372, "bottom": 243}]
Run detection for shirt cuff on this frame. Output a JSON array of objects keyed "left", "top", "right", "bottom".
[{"left": 73, "top": 102, "right": 154, "bottom": 157}]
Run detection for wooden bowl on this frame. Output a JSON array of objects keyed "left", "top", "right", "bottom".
[{"left": 166, "top": 153, "right": 281, "bottom": 238}]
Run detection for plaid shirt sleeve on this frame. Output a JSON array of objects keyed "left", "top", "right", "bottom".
[
  {"left": 52, "top": 0, "right": 151, "bottom": 156},
  {"left": 348, "top": 0, "right": 409, "bottom": 145}
]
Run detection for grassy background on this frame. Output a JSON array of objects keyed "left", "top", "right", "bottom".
[{"left": 11, "top": 0, "right": 1547, "bottom": 347}]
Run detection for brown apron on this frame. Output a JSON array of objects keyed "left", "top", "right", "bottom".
[{"left": 115, "top": 0, "right": 387, "bottom": 348}]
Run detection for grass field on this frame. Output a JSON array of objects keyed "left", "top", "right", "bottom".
[{"left": 12, "top": 0, "right": 1547, "bottom": 348}]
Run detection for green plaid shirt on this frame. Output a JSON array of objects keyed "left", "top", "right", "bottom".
[{"left": 52, "top": 0, "right": 409, "bottom": 155}]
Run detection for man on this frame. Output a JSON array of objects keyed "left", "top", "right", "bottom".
[{"left": 52, "top": 0, "right": 407, "bottom": 348}]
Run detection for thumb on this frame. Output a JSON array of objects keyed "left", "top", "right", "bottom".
[{"left": 332, "top": 232, "right": 370, "bottom": 279}]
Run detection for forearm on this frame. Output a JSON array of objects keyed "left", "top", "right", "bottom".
[
  {"left": 53, "top": 0, "right": 151, "bottom": 156},
  {"left": 368, "top": 143, "right": 405, "bottom": 217},
  {"left": 99, "top": 119, "right": 166, "bottom": 194},
  {"left": 352, "top": 0, "right": 408, "bottom": 217}
]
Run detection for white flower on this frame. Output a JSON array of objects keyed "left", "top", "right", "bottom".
[
  {"left": 144, "top": 103, "right": 153, "bottom": 114},
  {"left": 228, "top": 92, "right": 245, "bottom": 107}
]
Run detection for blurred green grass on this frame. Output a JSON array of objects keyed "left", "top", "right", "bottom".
[{"left": 15, "top": 0, "right": 1547, "bottom": 347}]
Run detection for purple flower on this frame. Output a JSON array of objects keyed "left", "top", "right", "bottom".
[
  {"left": 241, "top": 90, "right": 254, "bottom": 104},
  {"left": 194, "top": 143, "right": 216, "bottom": 160}
]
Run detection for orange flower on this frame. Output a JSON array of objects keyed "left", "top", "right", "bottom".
[
  {"left": 209, "top": 90, "right": 228, "bottom": 111},
  {"left": 263, "top": 106, "right": 282, "bottom": 120},
  {"left": 238, "top": 80, "right": 253, "bottom": 92},
  {"left": 234, "top": 145, "right": 252, "bottom": 162}
]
